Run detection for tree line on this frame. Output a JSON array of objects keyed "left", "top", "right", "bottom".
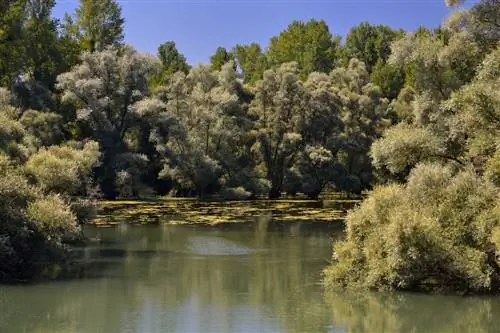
[
  {"left": 1, "top": 0, "right": 500, "bottom": 290},
  {"left": 0, "top": 0, "right": 411, "bottom": 202}
]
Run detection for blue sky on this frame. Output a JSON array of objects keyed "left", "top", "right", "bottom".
[{"left": 53, "top": 0, "right": 478, "bottom": 65}]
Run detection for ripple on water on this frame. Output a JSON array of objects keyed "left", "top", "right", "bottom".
[{"left": 184, "top": 236, "right": 260, "bottom": 256}]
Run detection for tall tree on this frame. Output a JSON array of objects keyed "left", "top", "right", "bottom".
[
  {"left": 70, "top": 0, "right": 125, "bottom": 53},
  {"left": 250, "top": 62, "right": 308, "bottom": 198},
  {"left": 344, "top": 22, "right": 402, "bottom": 72},
  {"left": 330, "top": 59, "right": 393, "bottom": 191},
  {"left": 287, "top": 72, "right": 345, "bottom": 199},
  {"left": 17, "top": 0, "right": 65, "bottom": 109},
  {"left": 210, "top": 46, "right": 233, "bottom": 71},
  {"left": 267, "top": 19, "right": 340, "bottom": 79},
  {"left": 57, "top": 47, "right": 161, "bottom": 198},
  {"left": 0, "top": 0, "right": 26, "bottom": 88},
  {"left": 153, "top": 41, "right": 190, "bottom": 86},
  {"left": 233, "top": 43, "right": 268, "bottom": 85},
  {"left": 153, "top": 63, "right": 264, "bottom": 198}
]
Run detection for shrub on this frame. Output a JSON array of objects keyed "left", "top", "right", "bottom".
[
  {"left": 27, "top": 195, "right": 78, "bottom": 235},
  {"left": 0, "top": 158, "right": 81, "bottom": 281},
  {"left": 25, "top": 141, "right": 100, "bottom": 195},
  {"left": 325, "top": 163, "right": 500, "bottom": 293}
]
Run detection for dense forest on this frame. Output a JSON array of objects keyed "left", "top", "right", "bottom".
[{"left": 1, "top": 0, "right": 500, "bottom": 292}]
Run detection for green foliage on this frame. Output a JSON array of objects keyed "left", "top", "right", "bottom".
[
  {"left": 70, "top": 0, "right": 124, "bottom": 52},
  {"left": 469, "top": 0, "right": 500, "bottom": 52},
  {"left": 0, "top": 0, "right": 27, "bottom": 87},
  {"left": 327, "top": 13, "right": 500, "bottom": 293},
  {"left": 210, "top": 46, "right": 234, "bottom": 71},
  {"left": 371, "top": 123, "right": 445, "bottom": 179},
  {"left": 0, "top": 106, "right": 30, "bottom": 161},
  {"left": 20, "top": 110, "right": 64, "bottom": 147},
  {"left": 268, "top": 20, "right": 340, "bottom": 79},
  {"left": 27, "top": 195, "right": 78, "bottom": 233},
  {"left": 370, "top": 61, "right": 405, "bottom": 99},
  {"left": 0, "top": 154, "right": 80, "bottom": 281},
  {"left": 57, "top": 47, "right": 160, "bottom": 198},
  {"left": 25, "top": 141, "right": 100, "bottom": 195},
  {"left": 233, "top": 43, "right": 268, "bottom": 85},
  {"left": 325, "top": 163, "right": 500, "bottom": 293},
  {"left": 153, "top": 41, "right": 190, "bottom": 86},
  {"left": 0, "top": 0, "right": 76, "bottom": 109},
  {"left": 345, "top": 22, "right": 402, "bottom": 72}
]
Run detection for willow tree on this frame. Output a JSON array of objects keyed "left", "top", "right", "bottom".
[
  {"left": 330, "top": 59, "right": 392, "bottom": 192},
  {"left": 371, "top": 9, "right": 485, "bottom": 181},
  {"left": 326, "top": 48, "right": 500, "bottom": 292},
  {"left": 286, "top": 72, "right": 344, "bottom": 199},
  {"left": 57, "top": 47, "right": 160, "bottom": 198},
  {"left": 155, "top": 64, "right": 223, "bottom": 196},
  {"left": 250, "top": 62, "right": 308, "bottom": 199},
  {"left": 152, "top": 62, "right": 263, "bottom": 197},
  {"left": 389, "top": 15, "right": 480, "bottom": 102}
]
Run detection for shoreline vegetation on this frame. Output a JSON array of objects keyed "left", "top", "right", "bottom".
[{"left": 1, "top": 0, "right": 500, "bottom": 295}]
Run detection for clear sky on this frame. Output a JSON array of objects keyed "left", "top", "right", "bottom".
[{"left": 53, "top": 0, "right": 478, "bottom": 65}]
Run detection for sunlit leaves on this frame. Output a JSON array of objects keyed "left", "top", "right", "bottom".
[
  {"left": 326, "top": 163, "right": 500, "bottom": 292},
  {"left": 70, "top": 0, "right": 124, "bottom": 52},
  {"left": 268, "top": 19, "right": 339, "bottom": 79},
  {"left": 371, "top": 123, "right": 445, "bottom": 177}
]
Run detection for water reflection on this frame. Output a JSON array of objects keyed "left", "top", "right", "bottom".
[
  {"left": 325, "top": 291, "right": 500, "bottom": 333},
  {"left": 0, "top": 222, "right": 339, "bottom": 333},
  {"left": 1, "top": 221, "right": 499, "bottom": 333}
]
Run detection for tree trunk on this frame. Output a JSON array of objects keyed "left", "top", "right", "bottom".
[
  {"left": 307, "top": 191, "right": 321, "bottom": 201},
  {"left": 268, "top": 187, "right": 281, "bottom": 199}
]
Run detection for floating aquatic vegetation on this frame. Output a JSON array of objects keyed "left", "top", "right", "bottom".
[{"left": 92, "top": 199, "right": 358, "bottom": 226}]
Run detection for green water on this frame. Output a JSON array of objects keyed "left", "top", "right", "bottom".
[{"left": 1, "top": 216, "right": 500, "bottom": 332}]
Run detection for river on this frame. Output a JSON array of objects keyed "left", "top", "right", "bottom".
[{"left": 1, "top": 202, "right": 499, "bottom": 333}]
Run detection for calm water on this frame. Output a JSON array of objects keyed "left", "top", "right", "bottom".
[{"left": 1, "top": 217, "right": 500, "bottom": 333}]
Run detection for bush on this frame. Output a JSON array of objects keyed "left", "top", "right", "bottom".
[
  {"left": 325, "top": 163, "right": 500, "bottom": 293},
  {"left": 27, "top": 195, "right": 78, "bottom": 235},
  {"left": 25, "top": 141, "right": 100, "bottom": 195},
  {"left": 0, "top": 158, "right": 81, "bottom": 281}
]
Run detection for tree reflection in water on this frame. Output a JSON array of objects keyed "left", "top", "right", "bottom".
[{"left": 1, "top": 218, "right": 499, "bottom": 333}]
